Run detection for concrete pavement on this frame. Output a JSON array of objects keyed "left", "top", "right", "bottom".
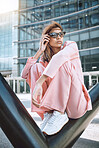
[{"left": 0, "top": 93, "right": 99, "bottom": 148}]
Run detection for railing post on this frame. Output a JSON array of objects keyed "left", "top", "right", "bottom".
[{"left": 13, "top": 79, "right": 15, "bottom": 92}]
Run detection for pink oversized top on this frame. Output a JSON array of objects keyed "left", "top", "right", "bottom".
[{"left": 22, "top": 41, "right": 92, "bottom": 119}]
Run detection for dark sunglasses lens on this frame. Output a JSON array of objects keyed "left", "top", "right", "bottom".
[
  {"left": 59, "top": 32, "right": 65, "bottom": 37},
  {"left": 50, "top": 33, "right": 57, "bottom": 38}
]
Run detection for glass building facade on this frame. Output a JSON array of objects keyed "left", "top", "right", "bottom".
[
  {"left": 14, "top": 0, "right": 99, "bottom": 88},
  {"left": 0, "top": 11, "right": 18, "bottom": 76},
  {"left": 1, "top": 0, "right": 99, "bottom": 88},
  {"left": 0, "top": 12, "right": 13, "bottom": 76}
]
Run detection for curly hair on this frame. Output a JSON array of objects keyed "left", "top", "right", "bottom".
[{"left": 42, "top": 21, "right": 63, "bottom": 63}]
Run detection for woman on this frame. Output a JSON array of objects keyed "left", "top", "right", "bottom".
[{"left": 21, "top": 21, "right": 92, "bottom": 135}]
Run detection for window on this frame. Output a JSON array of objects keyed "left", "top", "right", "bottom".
[
  {"left": 91, "top": 13, "right": 99, "bottom": 25},
  {"left": 79, "top": 17, "right": 84, "bottom": 29},
  {"left": 81, "top": 37, "right": 99, "bottom": 49},
  {"left": 70, "top": 19, "right": 78, "bottom": 31},
  {"left": 61, "top": 5, "right": 68, "bottom": 15},
  {"left": 85, "top": 15, "right": 89, "bottom": 26},
  {"left": 92, "top": 0, "right": 98, "bottom": 6},
  {"left": 69, "top": 4, "right": 75, "bottom": 12},
  {"left": 78, "top": 1, "right": 83, "bottom": 10},
  {"left": 84, "top": 1, "right": 89, "bottom": 8}
]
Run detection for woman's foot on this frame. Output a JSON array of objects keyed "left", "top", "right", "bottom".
[
  {"left": 40, "top": 112, "right": 52, "bottom": 131},
  {"left": 42, "top": 111, "right": 69, "bottom": 135}
]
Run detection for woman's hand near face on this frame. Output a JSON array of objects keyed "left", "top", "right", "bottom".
[
  {"left": 33, "top": 34, "right": 50, "bottom": 59},
  {"left": 33, "top": 34, "right": 50, "bottom": 60},
  {"left": 39, "top": 34, "right": 50, "bottom": 54}
]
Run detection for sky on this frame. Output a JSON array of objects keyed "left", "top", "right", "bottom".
[{"left": 0, "top": 0, "right": 18, "bottom": 14}]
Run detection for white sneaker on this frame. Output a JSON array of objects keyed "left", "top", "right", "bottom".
[
  {"left": 42, "top": 111, "right": 69, "bottom": 135},
  {"left": 40, "top": 112, "right": 52, "bottom": 131}
]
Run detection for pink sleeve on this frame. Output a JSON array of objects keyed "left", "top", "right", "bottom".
[
  {"left": 43, "top": 41, "right": 79, "bottom": 78},
  {"left": 21, "top": 57, "right": 37, "bottom": 87}
]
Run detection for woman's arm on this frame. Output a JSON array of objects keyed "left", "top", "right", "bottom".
[
  {"left": 32, "top": 74, "right": 48, "bottom": 108},
  {"left": 21, "top": 34, "right": 50, "bottom": 80},
  {"left": 21, "top": 57, "right": 37, "bottom": 79},
  {"left": 21, "top": 34, "right": 50, "bottom": 106},
  {"left": 36, "top": 74, "right": 48, "bottom": 85}
]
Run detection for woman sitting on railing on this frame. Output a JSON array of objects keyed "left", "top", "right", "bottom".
[{"left": 21, "top": 21, "right": 92, "bottom": 135}]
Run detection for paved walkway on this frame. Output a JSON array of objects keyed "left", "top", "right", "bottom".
[{"left": 0, "top": 93, "right": 99, "bottom": 148}]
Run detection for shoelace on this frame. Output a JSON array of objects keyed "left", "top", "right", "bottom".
[{"left": 47, "top": 112, "right": 61, "bottom": 124}]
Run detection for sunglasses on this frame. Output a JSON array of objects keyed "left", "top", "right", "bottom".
[{"left": 48, "top": 31, "right": 66, "bottom": 38}]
